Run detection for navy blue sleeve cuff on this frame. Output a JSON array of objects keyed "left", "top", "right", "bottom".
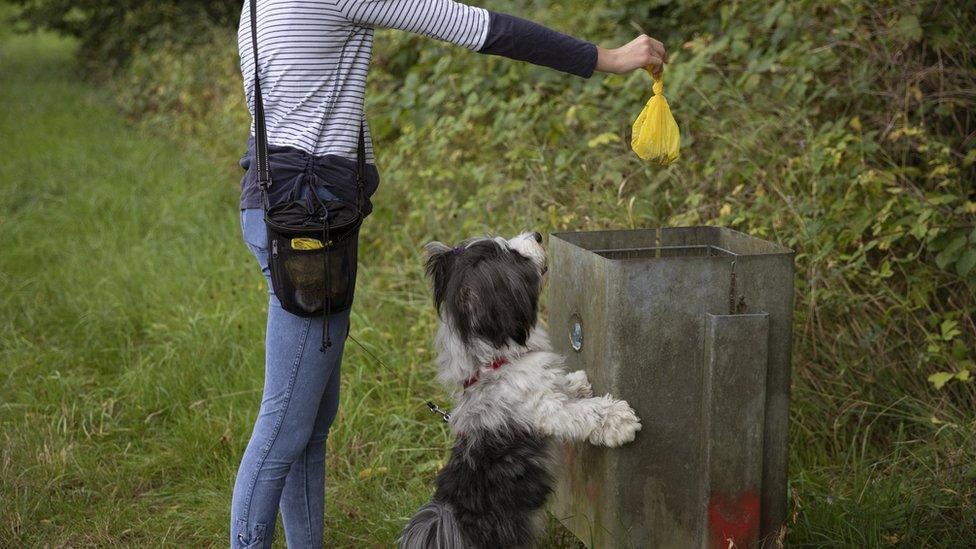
[{"left": 478, "top": 11, "right": 598, "bottom": 79}]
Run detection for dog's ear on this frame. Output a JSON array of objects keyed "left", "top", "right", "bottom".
[
  {"left": 454, "top": 252, "right": 540, "bottom": 348},
  {"left": 424, "top": 242, "right": 456, "bottom": 313}
]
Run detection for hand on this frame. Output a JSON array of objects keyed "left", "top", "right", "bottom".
[{"left": 596, "top": 34, "right": 668, "bottom": 76}]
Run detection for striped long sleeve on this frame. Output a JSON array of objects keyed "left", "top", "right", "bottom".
[{"left": 337, "top": 0, "right": 490, "bottom": 51}]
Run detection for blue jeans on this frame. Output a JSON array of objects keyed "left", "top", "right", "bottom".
[{"left": 231, "top": 208, "right": 350, "bottom": 548}]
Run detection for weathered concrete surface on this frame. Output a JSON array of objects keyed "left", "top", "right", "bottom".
[{"left": 548, "top": 227, "right": 794, "bottom": 548}]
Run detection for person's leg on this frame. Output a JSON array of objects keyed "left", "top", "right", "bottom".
[
  {"left": 278, "top": 343, "right": 343, "bottom": 548},
  {"left": 230, "top": 208, "right": 348, "bottom": 548}
]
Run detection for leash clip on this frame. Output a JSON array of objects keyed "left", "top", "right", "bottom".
[{"left": 425, "top": 401, "right": 451, "bottom": 423}]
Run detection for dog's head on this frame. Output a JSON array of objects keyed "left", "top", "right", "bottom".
[{"left": 424, "top": 232, "right": 547, "bottom": 350}]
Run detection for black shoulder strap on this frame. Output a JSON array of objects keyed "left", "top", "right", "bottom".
[
  {"left": 356, "top": 120, "right": 366, "bottom": 210},
  {"left": 249, "top": 0, "right": 271, "bottom": 208},
  {"left": 250, "top": 0, "right": 367, "bottom": 211}
]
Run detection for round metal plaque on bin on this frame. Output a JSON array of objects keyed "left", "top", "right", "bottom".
[{"left": 570, "top": 314, "right": 583, "bottom": 352}]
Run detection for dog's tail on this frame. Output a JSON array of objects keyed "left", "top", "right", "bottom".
[{"left": 398, "top": 501, "right": 466, "bottom": 549}]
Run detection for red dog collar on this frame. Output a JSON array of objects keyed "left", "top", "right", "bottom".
[{"left": 462, "top": 358, "right": 508, "bottom": 390}]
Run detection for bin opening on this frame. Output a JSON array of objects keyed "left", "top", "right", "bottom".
[
  {"left": 593, "top": 245, "right": 736, "bottom": 260},
  {"left": 552, "top": 227, "right": 793, "bottom": 259}
]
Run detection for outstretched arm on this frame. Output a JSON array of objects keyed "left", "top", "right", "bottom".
[{"left": 337, "top": 0, "right": 666, "bottom": 78}]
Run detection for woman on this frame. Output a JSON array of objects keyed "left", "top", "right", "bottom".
[{"left": 232, "top": 1, "right": 666, "bottom": 547}]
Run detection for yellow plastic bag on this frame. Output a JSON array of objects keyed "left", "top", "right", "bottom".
[
  {"left": 631, "top": 69, "right": 680, "bottom": 166},
  {"left": 291, "top": 237, "right": 324, "bottom": 250}
]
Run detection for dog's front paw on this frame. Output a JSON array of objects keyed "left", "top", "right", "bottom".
[
  {"left": 588, "top": 398, "right": 641, "bottom": 448},
  {"left": 565, "top": 370, "right": 593, "bottom": 398}
]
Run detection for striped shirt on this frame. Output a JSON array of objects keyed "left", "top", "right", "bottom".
[{"left": 238, "top": 0, "right": 597, "bottom": 209}]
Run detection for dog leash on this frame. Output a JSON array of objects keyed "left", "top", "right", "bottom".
[{"left": 347, "top": 334, "right": 452, "bottom": 423}]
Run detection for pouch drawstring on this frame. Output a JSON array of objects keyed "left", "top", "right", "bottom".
[
  {"left": 305, "top": 174, "right": 334, "bottom": 352},
  {"left": 321, "top": 219, "right": 333, "bottom": 351}
]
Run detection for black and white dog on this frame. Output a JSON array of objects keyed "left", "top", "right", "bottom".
[{"left": 400, "top": 232, "right": 641, "bottom": 549}]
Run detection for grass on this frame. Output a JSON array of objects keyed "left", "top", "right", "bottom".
[
  {"left": 1, "top": 30, "right": 257, "bottom": 545},
  {"left": 2, "top": 26, "right": 974, "bottom": 549}
]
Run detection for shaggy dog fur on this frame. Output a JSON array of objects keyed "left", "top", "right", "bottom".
[{"left": 399, "top": 233, "right": 641, "bottom": 549}]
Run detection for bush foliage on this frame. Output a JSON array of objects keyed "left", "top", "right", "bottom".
[
  {"left": 16, "top": 0, "right": 976, "bottom": 543},
  {"left": 119, "top": 0, "right": 975, "bottom": 388},
  {"left": 12, "top": 0, "right": 239, "bottom": 70}
]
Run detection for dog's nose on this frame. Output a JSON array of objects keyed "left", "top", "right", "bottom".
[{"left": 532, "top": 232, "right": 543, "bottom": 244}]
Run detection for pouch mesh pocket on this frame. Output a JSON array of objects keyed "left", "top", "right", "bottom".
[{"left": 267, "top": 223, "right": 359, "bottom": 316}]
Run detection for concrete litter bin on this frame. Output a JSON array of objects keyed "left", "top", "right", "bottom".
[{"left": 548, "top": 227, "right": 795, "bottom": 548}]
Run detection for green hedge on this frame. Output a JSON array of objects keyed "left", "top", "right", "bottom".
[{"left": 116, "top": 0, "right": 976, "bottom": 387}]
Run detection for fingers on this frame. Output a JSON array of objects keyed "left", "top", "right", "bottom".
[
  {"left": 596, "top": 34, "right": 669, "bottom": 75},
  {"left": 642, "top": 34, "right": 667, "bottom": 62},
  {"left": 647, "top": 55, "right": 664, "bottom": 75},
  {"left": 637, "top": 34, "right": 667, "bottom": 71}
]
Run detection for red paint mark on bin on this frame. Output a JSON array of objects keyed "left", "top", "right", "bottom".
[{"left": 707, "top": 490, "right": 760, "bottom": 548}]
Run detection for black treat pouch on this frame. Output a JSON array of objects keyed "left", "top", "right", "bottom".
[{"left": 265, "top": 194, "right": 361, "bottom": 317}]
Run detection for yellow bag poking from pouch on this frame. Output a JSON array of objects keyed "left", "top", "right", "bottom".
[
  {"left": 291, "top": 237, "right": 325, "bottom": 250},
  {"left": 631, "top": 68, "right": 680, "bottom": 166}
]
